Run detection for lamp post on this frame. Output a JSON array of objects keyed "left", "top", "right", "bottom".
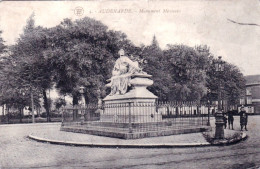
[
  {"left": 79, "top": 86, "right": 85, "bottom": 125},
  {"left": 30, "top": 87, "right": 36, "bottom": 123},
  {"left": 20, "top": 92, "right": 26, "bottom": 123},
  {"left": 214, "top": 56, "right": 225, "bottom": 139},
  {"left": 207, "top": 89, "right": 211, "bottom": 126}
]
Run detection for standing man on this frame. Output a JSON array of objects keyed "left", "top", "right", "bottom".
[
  {"left": 240, "top": 106, "right": 248, "bottom": 131},
  {"left": 227, "top": 108, "right": 234, "bottom": 130}
]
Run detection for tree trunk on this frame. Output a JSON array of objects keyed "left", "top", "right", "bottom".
[
  {"left": 2, "top": 105, "right": 4, "bottom": 116},
  {"left": 72, "top": 94, "right": 79, "bottom": 121},
  {"left": 84, "top": 95, "right": 89, "bottom": 105},
  {"left": 72, "top": 94, "right": 79, "bottom": 106},
  {"left": 19, "top": 108, "right": 22, "bottom": 123},
  {"left": 84, "top": 95, "right": 89, "bottom": 121},
  {"left": 7, "top": 107, "right": 9, "bottom": 124},
  {"left": 30, "top": 88, "right": 35, "bottom": 123},
  {"left": 37, "top": 107, "right": 40, "bottom": 117},
  {"left": 0, "top": 105, "right": 4, "bottom": 124},
  {"left": 43, "top": 89, "right": 51, "bottom": 122}
]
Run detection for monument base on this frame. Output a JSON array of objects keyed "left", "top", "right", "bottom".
[
  {"left": 101, "top": 96, "right": 162, "bottom": 123},
  {"left": 61, "top": 122, "right": 211, "bottom": 139},
  {"left": 102, "top": 74, "right": 162, "bottom": 123}
]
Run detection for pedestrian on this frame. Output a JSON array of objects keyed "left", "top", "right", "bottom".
[
  {"left": 212, "top": 109, "right": 215, "bottom": 116},
  {"left": 223, "top": 111, "right": 227, "bottom": 129},
  {"left": 227, "top": 109, "right": 234, "bottom": 130},
  {"left": 240, "top": 106, "right": 248, "bottom": 131}
]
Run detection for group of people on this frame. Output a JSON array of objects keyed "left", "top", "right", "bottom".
[{"left": 222, "top": 106, "right": 248, "bottom": 131}]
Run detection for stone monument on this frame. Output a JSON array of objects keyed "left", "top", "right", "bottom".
[
  {"left": 61, "top": 49, "right": 210, "bottom": 139},
  {"left": 101, "top": 49, "right": 162, "bottom": 123}
]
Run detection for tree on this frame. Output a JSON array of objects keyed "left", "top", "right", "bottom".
[
  {"left": 0, "top": 30, "right": 6, "bottom": 55},
  {"left": 0, "top": 54, "right": 41, "bottom": 123},
  {"left": 222, "top": 63, "right": 245, "bottom": 107},
  {"left": 2, "top": 14, "right": 245, "bottom": 116},
  {"left": 44, "top": 17, "right": 138, "bottom": 105},
  {"left": 54, "top": 97, "right": 66, "bottom": 110},
  {"left": 158, "top": 44, "right": 210, "bottom": 101},
  {"left": 206, "top": 59, "right": 246, "bottom": 108},
  {"left": 10, "top": 13, "right": 53, "bottom": 122},
  {"left": 141, "top": 35, "right": 170, "bottom": 101}
]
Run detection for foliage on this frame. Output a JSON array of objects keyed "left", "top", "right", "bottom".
[
  {"left": 44, "top": 17, "right": 138, "bottom": 104},
  {"left": 0, "top": 30, "right": 6, "bottom": 55},
  {"left": 206, "top": 60, "right": 246, "bottom": 106},
  {"left": 202, "top": 131, "right": 243, "bottom": 144},
  {"left": 54, "top": 97, "right": 66, "bottom": 110},
  {"left": 163, "top": 44, "right": 211, "bottom": 101},
  {"left": 141, "top": 40, "right": 211, "bottom": 101},
  {"left": 141, "top": 36, "right": 169, "bottom": 101},
  {"left": 222, "top": 64, "right": 245, "bottom": 106},
  {"left": 0, "top": 54, "right": 36, "bottom": 108},
  {"left": 1, "top": 14, "right": 51, "bottom": 120},
  {"left": 0, "top": 15, "right": 246, "bottom": 116}
]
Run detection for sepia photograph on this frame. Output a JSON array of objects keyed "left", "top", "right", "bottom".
[{"left": 0, "top": 0, "right": 259, "bottom": 168}]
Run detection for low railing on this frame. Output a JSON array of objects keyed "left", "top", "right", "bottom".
[{"left": 62, "top": 102, "right": 216, "bottom": 133}]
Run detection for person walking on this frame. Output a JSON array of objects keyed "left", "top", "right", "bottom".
[
  {"left": 240, "top": 106, "right": 248, "bottom": 131},
  {"left": 227, "top": 109, "right": 234, "bottom": 130}
]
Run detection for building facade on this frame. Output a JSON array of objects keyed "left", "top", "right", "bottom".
[{"left": 240, "top": 75, "right": 260, "bottom": 114}]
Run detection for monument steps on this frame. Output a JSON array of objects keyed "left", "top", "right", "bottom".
[{"left": 61, "top": 125, "right": 211, "bottom": 139}]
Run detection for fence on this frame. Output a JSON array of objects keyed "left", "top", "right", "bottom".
[
  {"left": 62, "top": 102, "right": 216, "bottom": 133},
  {"left": 0, "top": 113, "right": 62, "bottom": 124}
]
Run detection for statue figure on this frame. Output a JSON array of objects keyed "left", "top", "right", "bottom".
[
  {"left": 108, "top": 49, "right": 142, "bottom": 95},
  {"left": 102, "top": 49, "right": 159, "bottom": 124}
]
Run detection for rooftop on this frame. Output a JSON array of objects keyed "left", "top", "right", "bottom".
[{"left": 245, "top": 75, "right": 260, "bottom": 86}]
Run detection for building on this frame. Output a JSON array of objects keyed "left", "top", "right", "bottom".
[{"left": 240, "top": 75, "right": 260, "bottom": 114}]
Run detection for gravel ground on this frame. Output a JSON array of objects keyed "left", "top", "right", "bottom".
[{"left": 0, "top": 116, "right": 259, "bottom": 169}]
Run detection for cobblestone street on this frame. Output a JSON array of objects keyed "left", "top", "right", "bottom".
[{"left": 0, "top": 116, "right": 259, "bottom": 169}]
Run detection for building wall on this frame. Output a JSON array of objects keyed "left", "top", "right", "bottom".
[
  {"left": 252, "top": 86, "right": 260, "bottom": 100},
  {"left": 251, "top": 86, "right": 260, "bottom": 114},
  {"left": 241, "top": 75, "right": 260, "bottom": 114}
]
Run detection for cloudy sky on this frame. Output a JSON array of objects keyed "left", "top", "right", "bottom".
[{"left": 0, "top": 0, "right": 259, "bottom": 76}]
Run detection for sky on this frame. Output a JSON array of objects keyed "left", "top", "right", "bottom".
[{"left": 0, "top": 0, "right": 259, "bottom": 76}]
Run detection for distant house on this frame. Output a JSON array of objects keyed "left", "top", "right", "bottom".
[{"left": 240, "top": 75, "right": 260, "bottom": 114}]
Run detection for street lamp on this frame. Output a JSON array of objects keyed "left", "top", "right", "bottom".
[
  {"left": 21, "top": 92, "right": 26, "bottom": 122},
  {"left": 207, "top": 89, "right": 211, "bottom": 126},
  {"left": 79, "top": 86, "right": 85, "bottom": 124},
  {"left": 214, "top": 56, "right": 225, "bottom": 139}
]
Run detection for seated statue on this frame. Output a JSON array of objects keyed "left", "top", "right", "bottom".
[{"left": 108, "top": 49, "right": 143, "bottom": 95}]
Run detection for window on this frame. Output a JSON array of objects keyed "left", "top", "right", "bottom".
[
  {"left": 240, "top": 98, "right": 245, "bottom": 105},
  {"left": 246, "top": 87, "right": 252, "bottom": 95},
  {"left": 246, "top": 96, "right": 252, "bottom": 104}
]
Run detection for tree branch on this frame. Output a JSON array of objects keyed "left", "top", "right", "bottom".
[{"left": 227, "top": 18, "right": 260, "bottom": 27}]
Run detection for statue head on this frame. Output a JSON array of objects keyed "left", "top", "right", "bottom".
[{"left": 118, "top": 49, "right": 125, "bottom": 57}]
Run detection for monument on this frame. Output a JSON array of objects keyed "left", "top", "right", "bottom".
[
  {"left": 61, "top": 49, "right": 210, "bottom": 139},
  {"left": 101, "top": 49, "right": 162, "bottom": 123}
]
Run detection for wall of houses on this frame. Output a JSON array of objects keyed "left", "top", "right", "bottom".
[{"left": 240, "top": 75, "right": 260, "bottom": 114}]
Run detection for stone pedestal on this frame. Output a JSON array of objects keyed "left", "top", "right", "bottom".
[
  {"left": 215, "top": 111, "right": 224, "bottom": 139},
  {"left": 102, "top": 73, "right": 162, "bottom": 123}
]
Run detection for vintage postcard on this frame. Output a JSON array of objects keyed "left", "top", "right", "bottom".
[{"left": 0, "top": 0, "right": 259, "bottom": 168}]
